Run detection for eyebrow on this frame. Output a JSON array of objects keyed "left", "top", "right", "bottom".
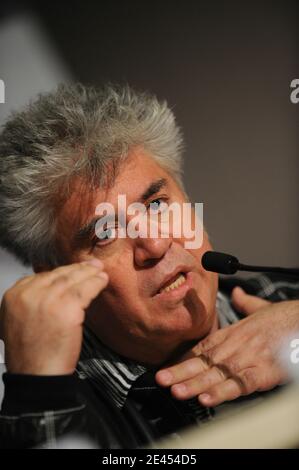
[
  {"left": 74, "top": 177, "right": 168, "bottom": 243},
  {"left": 139, "top": 177, "right": 167, "bottom": 203}
]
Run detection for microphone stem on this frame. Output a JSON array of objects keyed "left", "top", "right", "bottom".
[{"left": 238, "top": 263, "right": 299, "bottom": 276}]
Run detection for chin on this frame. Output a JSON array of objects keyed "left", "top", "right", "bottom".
[{"left": 154, "top": 303, "right": 212, "bottom": 342}]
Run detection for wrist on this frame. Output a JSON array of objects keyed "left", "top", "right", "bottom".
[{"left": 1, "top": 372, "right": 82, "bottom": 415}]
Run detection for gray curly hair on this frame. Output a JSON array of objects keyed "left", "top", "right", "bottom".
[{"left": 0, "top": 83, "right": 185, "bottom": 268}]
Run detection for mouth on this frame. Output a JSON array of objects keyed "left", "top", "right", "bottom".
[
  {"left": 153, "top": 267, "right": 194, "bottom": 302},
  {"left": 158, "top": 272, "right": 187, "bottom": 293}
]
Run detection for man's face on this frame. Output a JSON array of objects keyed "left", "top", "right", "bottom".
[{"left": 57, "top": 148, "right": 218, "bottom": 365}]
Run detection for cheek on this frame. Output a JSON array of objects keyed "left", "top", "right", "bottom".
[
  {"left": 87, "top": 290, "right": 148, "bottom": 341},
  {"left": 104, "top": 268, "right": 139, "bottom": 305},
  {"left": 93, "top": 274, "right": 149, "bottom": 327},
  {"left": 204, "top": 272, "right": 218, "bottom": 307},
  {"left": 187, "top": 231, "right": 213, "bottom": 278},
  {"left": 188, "top": 246, "right": 218, "bottom": 316}
]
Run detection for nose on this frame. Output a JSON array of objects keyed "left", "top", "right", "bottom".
[{"left": 134, "top": 236, "right": 172, "bottom": 267}]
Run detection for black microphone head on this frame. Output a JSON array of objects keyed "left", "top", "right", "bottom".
[{"left": 201, "top": 251, "right": 239, "bottom": 275}]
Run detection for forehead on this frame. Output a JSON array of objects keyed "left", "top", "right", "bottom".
[
  {"left": 102, "top": 149, "right": 169, "bottom": 203},
  {"left": 57, "top": 148, "right": 177, "bottom": 239}
]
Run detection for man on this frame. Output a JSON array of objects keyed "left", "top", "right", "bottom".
[{"left": 0, "top": 84, "right": 298, "bottom": 448}]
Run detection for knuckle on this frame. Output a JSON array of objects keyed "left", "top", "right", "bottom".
[
  {"left": 224, "top": 357, "right": 240, "bottom": 375},
  {"left": 214, "top": 365, "right": 229, "bottom": 381},
  {"left": 203, "top": 349, "right": 217, "bottom": 365},
  {"left": 197, "top": 329, "right": 226, "bottom": 355},
  {"left": 192, "top": 342, "right": 204, "bottom": 355},
  {"left": 14, "top": 275, "right": 31, "bottom": 286},
  {"left": 2, "top": 285, "right": 27, "bottom": 314},
  {"left": 16, "top": 288, "right": 31, "bottom": 308},
  {"left": 202, "top": 372, "right": 216, "bottom": 389},
  {"left": 199, "top": 336, "right": 213, "bottom": 351},
  {"left": 241, "top": 369, "right": 258, "bottom": 391},
  {"left": 198, "top": 354, "right": 212, "bottom": 370},
  {"left": 195, "top": 354, "right": 211, "bottom": 371},
  {"left": 68, "top": 286, "right": 83, "bottom": 301},
  {"left": 2, "top": 288, "right": 13, "bottom": 304},
  {"left": 51, "top": 275, "right": 69, "bottom": 285}
]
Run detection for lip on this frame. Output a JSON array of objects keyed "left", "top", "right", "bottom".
[
  {"left": 153, "top": 271, "right": 194, "bottom": 303},
  {"left": 154, "top": 265, "right": 191, "bottom": 295}
]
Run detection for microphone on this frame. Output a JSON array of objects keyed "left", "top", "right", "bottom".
[{"left": 201, "top": 251, "right": 299, "bottom": 276}]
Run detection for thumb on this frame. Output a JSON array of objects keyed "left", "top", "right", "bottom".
[{"left": 231, "top": 286, "right": 271, "bottom": 316}]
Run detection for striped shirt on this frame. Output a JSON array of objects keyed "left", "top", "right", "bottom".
[
  {"left": 1, "top": 272, "right": 298, "bottom": 449},
  {"left": 77, "top": 272, "right": 299, "bottom": 417},
  {"left": 77, "top": 288, "right": 240, "bottom": 410}
]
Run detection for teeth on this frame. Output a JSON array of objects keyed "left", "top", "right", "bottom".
[{"left": 160, "top": 273, "right": 186, "bottom": 293}]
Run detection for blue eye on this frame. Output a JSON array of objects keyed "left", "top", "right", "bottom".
[
  {"left": 95, "top": 227, "right": 117, "bottom": 246},
  {"left": 98, "top": 227, "right": 114, "bottom": 240},
  {"left": 149, "top": 199, "right": 162, "bottom": 211},
  {"left": 148, "top": 197, "right": 169, "bottom": 214}
]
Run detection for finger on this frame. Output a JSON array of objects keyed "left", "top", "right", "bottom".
[
  {"left": 198, "top": 377, "right": 243, "bottom": 407},
  {"left": 156, "top": 328, "right": 241, "bottom": 387},
  {"left": 231, "top": 286, "right": 271, "bottom": 316},
  {"left": 49, "top": 263, "right": 106, "bottom": 289},
  {"left": 6, "top": 274, "right": 37, "bottom": 293},
  {"left": 14, "top": 274, "right": 36, "bottom": 286},
  {"left": 47, "top": 258, "right": 104, "bottom": 281},
  {"left": 183, "top": 327, "right": 230, "bottom": 360},
  {"left": 156, "top": 355, "right": 210, "bottom": 387},
  {"left": 60, "top": 272, "right": 109, "bottom": 309},
  {"left": 199, "top": 366, "right": 267, "bottom": 407},
  {"left": 42, "top": 272, "right": 109, "bottom": 324},
  {"left": 31, "top": 259, "right": 104, "bottom": 287},
  {"left": 168, "top": 341, "right": 257, "bottom": 399},
  {"left": 170, "top": 365, "right": 228, "bottom": 400},
  {"left": 196, "top": 334, "right": 248, "bottom": 368}
]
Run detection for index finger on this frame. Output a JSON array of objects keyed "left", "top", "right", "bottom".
[
  {"left": 29, "top": 259, "right": 105, "bottom": 287},
  {"left": 180, "top": 327, "right": 230, "bottom": 362},
  {"left": 156, "top": 355, "right": 211, "bottom": 387}
]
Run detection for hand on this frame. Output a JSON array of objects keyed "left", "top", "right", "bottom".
[
  {"left": 156, "top": 287, "right": 299, "bottom": 407},
  {"left": 0, "top": 259, "right": 108, "bottom": 375}
]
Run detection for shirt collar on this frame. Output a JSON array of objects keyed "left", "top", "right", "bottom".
[{"left": 78, "top": 325, "right": 147, "bottom": 408}]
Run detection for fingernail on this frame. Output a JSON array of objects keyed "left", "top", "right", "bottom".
[
  {"left": 157, "top": 370, "right": 173, "bottom": 385},
  {"left": 199, "top": 393, "right": 211, "bottom": 403},
  {"left": 172, "top": 383, "right": 187, "bottom": 397},
  {"left": 83, "top": 259, "right": 103, "bottom": 268}
]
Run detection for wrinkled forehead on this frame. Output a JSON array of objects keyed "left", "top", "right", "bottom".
[{"left": 64, "top": 152, "right": 168, "bottom": 212}]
